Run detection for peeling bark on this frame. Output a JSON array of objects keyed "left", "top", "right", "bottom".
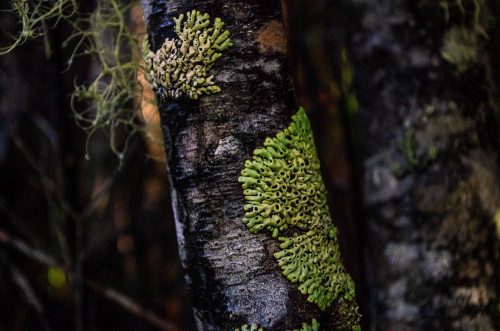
[
  {"left": 341, "top": 0, "right": 500, "bottom": 329},
  {"left": 140, "top": 0, "right": 359, "bottom": 329}
]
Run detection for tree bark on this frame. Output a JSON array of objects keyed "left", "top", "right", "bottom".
[
  {"left": 341, "top": 0, "right": 500, "bottom": 329},
  {"left": 140, "top": 0, "right": 360, "bottom": 329}
]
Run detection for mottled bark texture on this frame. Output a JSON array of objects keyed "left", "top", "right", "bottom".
[
  {"left": 341, "top": 0, "right": 500, "bottom": 329},
  {"left": 140, "top": 0, "right": 357, "bottom": 329}
]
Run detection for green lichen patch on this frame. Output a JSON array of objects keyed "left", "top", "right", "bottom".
[
  {"left": 236, "top": 324, "right": 263, "bottom": 331},
  {"left": 292, "top": 318, "right": 320, "bottom": 331},
  {"left": 495, "top": 210, "right": 500, "bottom": 239},
  {"left": 441, "top": 26, "right": 478, "bottom": 73},
  {"left": 142, "top": 10, "right": 233, "bottom": 101},
  {"left": 334, "top": 299, "right": 362, "bottom": 330},
  {"left": 235, "top": 318, "right": 319, "bottom": 331},
  {"left": 238, "top": 108, "right": 355, "bottom": 310}
]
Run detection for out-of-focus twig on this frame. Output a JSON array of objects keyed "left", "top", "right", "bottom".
[
  {"left": 0, "top": 252, "right": 53, "bottom": 331},
  {"left": 0, "top": 194, "right": 45, "bottom": 247},
  {"left": 86, "top": 279, "right": 177, "bottom": 331},
  {"left": 0, "top": 227, "right": 177, "bottom": 331},
  {"left": 0, "top": 227, "right": 62, "bottom": 269}
]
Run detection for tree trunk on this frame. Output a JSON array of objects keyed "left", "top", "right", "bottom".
[
  {"left": 341, "top": 0, "right": 500, "bottom": 329},
  {"left": 140, "top": 0, "right": 360, "bottom": 329}
]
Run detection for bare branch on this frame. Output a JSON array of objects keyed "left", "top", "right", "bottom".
[
  {"left": 0, "top": 227, "right": 176, "bottom": 330},
  {"left": 86, "top": 279, "right": 178, "bottom": 331},
  {"left": 0, "top": 227, "right": 63, "bottom": 269},
  {"left": 0, "top": 253, "right": 53, "bottom": 331}
]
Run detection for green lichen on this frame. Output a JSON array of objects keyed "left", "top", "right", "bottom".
[
  {"left": 440, "top": 0, "right": 489, "bottom": 37},
  {"left": 441, "top": 26, "right": 478, "bottom": 73},
  {"left": 68, "top": 0, "right": 147, "bottom": 163},
  {"left": 238, "top": 108, "right": 355, "bottom": 311},
  {"left": 397, "top": 129, "right": 420, "bottom": 169},
  {"left": 235, "top": 318, "right": 319, "bottom": 331},
  {"left": 1, "top": 0, "right": 155, "bottom": 164},
  {"left": 235, "top": 324, "right": 263, "bottom": 331},
  {"left": 142, "top": 10, "right": 233, "bottom": 101},
  {"left": 0, "top": 0, "right": 78, "bottom": 56},
  {"left": 396, "top": 106, "right": 441, "bottom": 174},
  {"left": 334, "top": 299, "right": 361, "bottom": 330},
  {"left": 439, "top": 0, "right": 492, "bottom": 73},
  {"left": 494, "top": 209, "right": 500, "bottom": 239},
  {"left": 292, "top": 318, "right": 320, "bottom": 331}
]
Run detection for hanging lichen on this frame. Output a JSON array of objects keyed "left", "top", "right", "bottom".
[
  {"left": 235, "top": 318, "right": 320, "bottom": 331},
  {"left": 0, "top": 0, "right": 78, "bottom": 56},
  {"left": 142, "top": 10, "right": 233, "bottom": 101},
  {"left": 1, "top": 0, "right": 157, "bottom": 164},
  {"left": 238, "top": 108, "right": 357, "bottom": 312},
  {"left": 66, "top": 0, "right": 150, "bottom": 164}
]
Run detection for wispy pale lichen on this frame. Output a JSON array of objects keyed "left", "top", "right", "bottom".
[
  {"left": 0, "top": 0, "right": 78, "bottom": 56},
  {"left": 1, "top": 0, "right": 154, "bottom": 164},
  {"left": 67, "top": 0, "right": 146, "bottom": 163},
  {"left": 239, "top": 108, "right": 357, "bottom": 312},
  {"left": 142, "top": 10, "right": 233, "bottom": 101}
]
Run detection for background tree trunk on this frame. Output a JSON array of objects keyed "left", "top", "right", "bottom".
[
  {"left": 140, "top": 0, "right": 359, "bottom": 329},
  {"left": 341, "top": 0, "right": 500, "bottom": 329}
]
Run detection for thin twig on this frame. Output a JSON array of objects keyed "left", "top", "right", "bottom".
[
  {"left": 86, "top": 279, "right": 178, "bottom": 331},
  {"left": 0, "top": 252, "right": 53, "bottom": 331},
  {"left": 0, "top": 193, "right": 45, "bottom": 247},
  {"left": 0, "top": 228, "right": 177, "bottom": 330},
  {"left": 0, "top": 228, "right": 62, "bottom": 269}
]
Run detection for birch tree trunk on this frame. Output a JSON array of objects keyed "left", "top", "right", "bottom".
[
  {"left": 341, "top": 0, "right": 500, "bottom": 329},
  {"left": 140, "top": 0, "right": 360, "bottom": 329}
]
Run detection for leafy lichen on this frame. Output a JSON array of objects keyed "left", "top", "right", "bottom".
[
  {"left": 441, "top": 26, "right": 478, "bottom": 73},
  {"left": 334, "top": 299, "right": 362, "bottom": 331},
  {"left": 439, "top": 0, "right": 492, "bottom": 73},
  {"left": 238, "top": 108, "right": 356, "bottom": 311},
  {"left": 291, "top": 318, "right": 320, "bottom": 331},
  {"left": 142, "top": 10, "right": 233, "bottom": 101},
  {"left": 236, "top": 318, "right": 320, "bottom": 331},
  {"left": 235, "top": 324, "right": 263, "bottom": 331}
]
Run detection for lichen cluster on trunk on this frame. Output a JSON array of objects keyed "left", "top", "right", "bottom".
[{"left": 140, "top": 0, "right": 360, "bottom": 329}]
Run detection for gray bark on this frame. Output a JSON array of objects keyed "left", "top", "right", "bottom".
[
  {"left": 341, "top": 0, "right": 500, "bottom": 329},
  {"left": 140, "top": 0, "right": 359, "bottom": 329}
]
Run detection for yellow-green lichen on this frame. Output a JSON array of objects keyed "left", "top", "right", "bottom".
[
  {"left": 441, "top": 26, "right": 478, "bottom": 73},
  {"left": 235, "top": 318, "right": 319, "bottom": 331},
  {"left": 439, "top": 0, "right": 492, "bottom": 73},
  {"left": 0, "top": 0, "right": 78, "bottom": 56},
  {"left": 334, "top": 299, "right": 361, "bottom": 330},
  {"left": 142, "top": 10, "right": 233, "bottom": 101},
  {"left": 292, "top": 318, "right": 320, "bottom": 331},
  {"left": 68, "top": 0, "right": 147, "bottom": 163},
  {"left": 494, "top": 209, "right": 500, "bottom": 239},
  {"left": 235, "top": 324, "right": 263, "bottom": 331},
  {"left": 238, "top": 108, "right": 355, "bottom": 310},
  {"left": 0, "top": 0, "right": 150, "bottom": 163}
]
